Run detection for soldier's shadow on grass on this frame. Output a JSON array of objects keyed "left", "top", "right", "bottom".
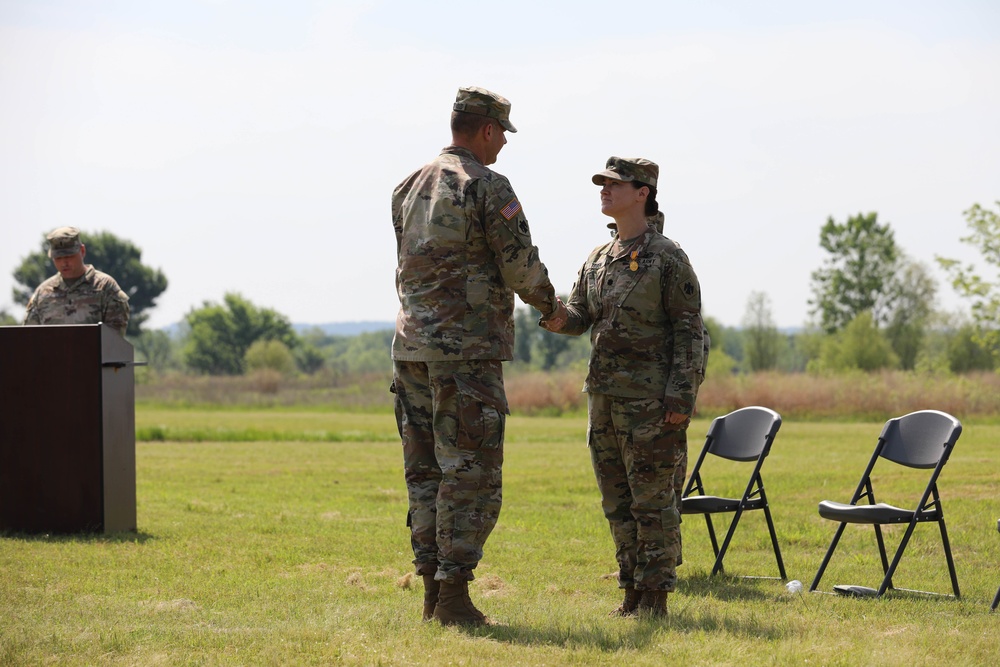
[
  {"left": 463, "top": 574, "right": 788, "bottom": 649},
  {"left": 0, "top": 529, "right": 156, "bottom": 544},
  {"left": 678, "top": 570, "right": 779, "bottom": 602},
  {"left": 467, "top": 609, "right": 787, "bottom": 650}
]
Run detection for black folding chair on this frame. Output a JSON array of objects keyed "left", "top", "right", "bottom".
[
  {"left": 681, "top": 406, "right": 786, "bottom": 579},
  {"left": 810, "top": 410, "right": 962, "bottom": 599}
]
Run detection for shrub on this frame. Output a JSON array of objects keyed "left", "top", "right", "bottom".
[{"left": 245, "top": 339, "right": 296, "bottom": 376}]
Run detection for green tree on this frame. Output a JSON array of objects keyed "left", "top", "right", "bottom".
[
  {"left": 132, "top": 329, "right": 178, "bottom": 373},
  {"left": 704, "top": 316, "right": 738, "bottom": 376},
  {"left": 777, "top": 330, "right": 812, "bottom": 373},
  {"left": 946, "top": 322, "right": 996, "bottom": 373},
  {"left": 809, "top": 311, "right": 899, "bottom": 372},
  {"left": 809, "top": 212, "right": 899, "bottom": 333},
  {"left": 513, "top": 303, "right": 574, "bottom": 371},
  {"left": 183, "top": 293, "right": 299, "bottom": 375},
  {"left": 512, "top": 307, "right": 535, "bottom": 364},
  {"left": 12, "top": 230, "right": 168, "bottom": 336},
  {"left": 741, "top": 291, "right": 781, "bottom": 371},
  {"left": 883, "top": 259, "right": 937, "bottom": 370},
  {"left": 937, "top": 201, "right": 1000, "bottom": 365},
  {"left": 245, "top": 339, "right": 296, "bottom": 376},
  {"left": 791, "top": 328, "right": 825, "bottom": 371},
  {"left": 0, "top": 308, "right": 17, "bottom": 326},
  {"left": 293, "top": 343, "right": 326, "bottom": 375},
  {"left": 322, "top": 329, "right": 393, "bottom": 375}
]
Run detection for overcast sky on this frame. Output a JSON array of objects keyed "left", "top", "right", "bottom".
[{"left": 2, "top": 0, "right": 998, "bottom": 331}]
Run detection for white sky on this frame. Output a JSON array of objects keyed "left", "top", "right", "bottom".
[{"left": 1, "top": 0, "right": 998, "bottom": 330}]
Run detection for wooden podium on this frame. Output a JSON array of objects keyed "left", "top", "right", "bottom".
[{"left": 0, "top": 323, "right": 137, "bottom": 533}]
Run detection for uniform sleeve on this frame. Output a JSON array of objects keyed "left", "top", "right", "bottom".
[
  {"left": 102, "top": 282, "right": 131, "bottom": 336},
  {"left": 662, "top": 251, "right": 705, "bottom": 415},
  {"left": 553, "top": 258, "right": 594, "bottom": 337},
  {"left": 391, "top": 172, "right": 417, "bottom": 255},
  {"left": 479, "top": 177, "right": 558, "bottom": 316},
  {"left": 23, "top": 291, "right": 41, "bottom": 325}
]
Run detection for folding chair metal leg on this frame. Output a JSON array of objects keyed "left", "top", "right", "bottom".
[
  {"left": 763, "top": 504, "right": 787, "bottom": 580},
  {"left": 703, "top": 514, "right": 722, "bottom": 571},
  {"left": 876, "top": 519, "right": 919, "bottom": 597},
  {"left": 991, "top": 586, "right": 1000, "bottom": 612},
  {"left": 711, "top": 507, "right": 745, "bottom": 576},
  {"left": 938, "top": 517, "right": 961, "bottom": 598},
  {"left": 810, "top": 521, "right": 848, "bottom": 592},
  {"left": 873, "top": 523, "right": 891, "bottom": 582}
]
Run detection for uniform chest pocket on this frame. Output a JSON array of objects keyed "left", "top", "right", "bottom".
[{"left": 616, "top": 259, "right": 661, "bottom": 308}]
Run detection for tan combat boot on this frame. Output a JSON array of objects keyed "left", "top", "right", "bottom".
[
  {"left": 432, "top": 580, "right": 488, "bottom": 626},
  {"left": 422, "top": 575, "right": 440, "bottom": 621},
  {"left": 637, "top": 590, "right": 668, "bottom": 617},
  {"left": 609, "top": 587, "right": 642, "bottom": 617}
]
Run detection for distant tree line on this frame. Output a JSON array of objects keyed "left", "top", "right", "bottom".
[{"left": 8, "top": 201, "right": 1000, "bottom": 377}]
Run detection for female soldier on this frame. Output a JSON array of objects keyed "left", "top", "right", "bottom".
[{"left": 544, "top": 157, "right": 706, "bottom": 617}]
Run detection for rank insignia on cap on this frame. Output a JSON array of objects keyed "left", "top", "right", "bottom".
[{"left": 500, "top": 199, "right": 522, "bottom": 220}]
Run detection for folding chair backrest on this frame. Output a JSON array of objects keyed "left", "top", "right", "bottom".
[
  {"left": 879, "top": 410, "right": 962, "bottom": 470},
  {"left": 705, "top": 406, "right": 782, "bottom": 462}
]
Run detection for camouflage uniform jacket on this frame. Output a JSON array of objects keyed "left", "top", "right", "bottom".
[
  {"left": 23, "top": 265, "right": 130, "bottom": 336},
  {"left": 562, "top": 229, "right": 705, "bottom": 414},
  {"left": 391, "top": 145, "right": 558, "bottom": 361}
]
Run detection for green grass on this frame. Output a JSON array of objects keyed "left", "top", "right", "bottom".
[{"left": 2, "top": 412, "right": 999, "bottom": 665}]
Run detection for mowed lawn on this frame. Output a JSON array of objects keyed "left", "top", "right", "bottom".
[{"left": 2, "top": 409, "right": 999, "bottom": 666}]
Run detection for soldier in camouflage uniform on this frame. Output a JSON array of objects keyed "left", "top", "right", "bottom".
[
  {"left": 23, "top": 227, "right": 130, "bottom": 336},
  {"left": 543, "top": 157, "right": 706, "bottom": 617},
  {"left": 391, "top": 86, "right": 567, "bottom": 626}
]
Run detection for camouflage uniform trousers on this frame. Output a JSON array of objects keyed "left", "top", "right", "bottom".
[
  {"left": 392, "top": 359, "right": 507, "bottom": 584},
  {"left": 588, "top": 393, "right": 688, "bottom": 592}
]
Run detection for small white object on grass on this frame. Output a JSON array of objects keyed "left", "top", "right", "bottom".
[{"left": 785, "top": 579, "right": 803, "bottom": 593}]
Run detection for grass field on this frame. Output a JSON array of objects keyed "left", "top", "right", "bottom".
[{"left": 2, "top": 409, "right": 999, "bottom": 665}]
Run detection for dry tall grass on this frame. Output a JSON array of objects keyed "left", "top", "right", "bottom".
[
  {"left": 138, "top": 368, "right": 1000, "bottom": 422},
  {"left": 136, "top": 369, "right": 393, "bottom": 410},
  {"left": 506, "top": 369, "right": 1000, "bottom": 421},
  {"left": 697, "top": 370, "right": 1000, "bottom": 421}
]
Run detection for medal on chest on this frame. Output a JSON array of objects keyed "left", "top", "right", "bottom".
[{"left": 629, "top": 249, "right": 639, "bottom": 272}]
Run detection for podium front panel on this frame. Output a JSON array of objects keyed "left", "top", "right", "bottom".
[{"left": 0, "top": 324, "right": 136, "bottom": 533}]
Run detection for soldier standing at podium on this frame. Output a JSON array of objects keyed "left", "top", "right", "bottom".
[{"left": 23, "top": 227, "right": 130, "bottom": 336}]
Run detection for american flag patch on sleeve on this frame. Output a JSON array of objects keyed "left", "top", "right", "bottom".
[{"left": 500, "top": 199, "right": 522, "bottom": 220}]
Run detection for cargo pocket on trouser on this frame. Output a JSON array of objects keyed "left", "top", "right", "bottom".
[
  {"left": 390, "top": 378, "right": 405, "bottom": 440},
  {"left": 453, "top": 375, "right": 506, "bottom": 450}
]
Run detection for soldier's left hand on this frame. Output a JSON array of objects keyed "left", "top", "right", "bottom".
[{"left": 665, "top": 411, "right": 689, "bottom": 426}]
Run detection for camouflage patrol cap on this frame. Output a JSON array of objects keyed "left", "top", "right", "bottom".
[
  {"left": 453, "top": 86, "right": 517, "bottom": 133},
  {"left": 47, "top": 226, "right": 83, "bottom": 258},
  {"left": 591, "top": 156, "right": 658, "bottom": 188}
]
